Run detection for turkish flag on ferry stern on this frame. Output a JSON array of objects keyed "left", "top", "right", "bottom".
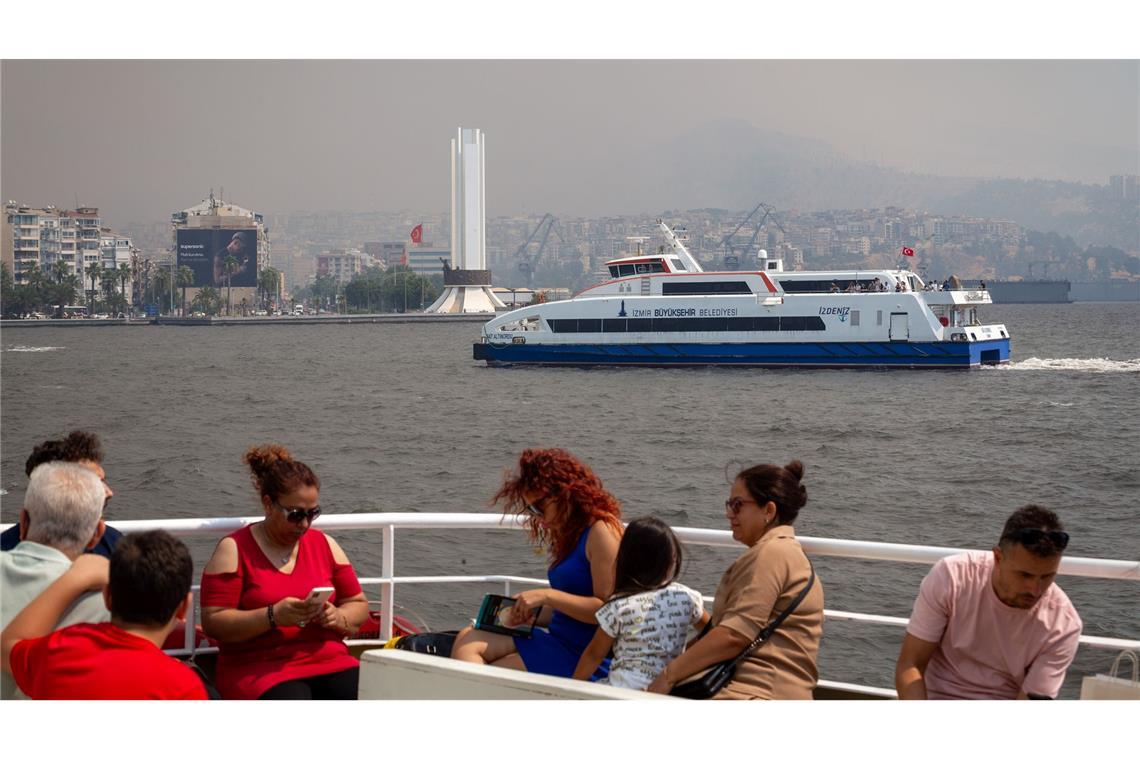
[
  {"left": 411, "top": 224, "right": 423, "bottom": 244},
  {"left": 902, "top": 246, "right": 915, "bottom": 256}
]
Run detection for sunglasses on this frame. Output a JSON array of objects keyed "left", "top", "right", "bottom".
[
  {"left": 724, "top": 496, "right": 759, "bottom": 515},
  {"left": 1010, "top": 528, "right": 1069, "bottom": 550},
  {"left": 275, "top": 503, "right": 322, "bottom": 524},
  {"left": 524, "top": 501, "right": 545, "bottom": 518}
]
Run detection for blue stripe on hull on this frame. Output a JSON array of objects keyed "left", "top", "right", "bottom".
[{"left": 473, "top": 339, "right": 1011, "bottom": 369}]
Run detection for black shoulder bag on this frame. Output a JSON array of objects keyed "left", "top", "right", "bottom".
[{"left": 669, "top": 565, "right": 816, "bottom": 699}]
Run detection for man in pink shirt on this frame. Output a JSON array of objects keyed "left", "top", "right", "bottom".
[{"left": 895, "top": 505, "right": 1082, "bottom": 699}]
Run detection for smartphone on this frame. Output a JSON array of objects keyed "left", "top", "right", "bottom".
[{"left": 305, "top": 586, "right": 334, "bottom": 606}]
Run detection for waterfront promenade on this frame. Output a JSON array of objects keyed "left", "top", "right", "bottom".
[{"left": 0, "top": 313, "right": 493, "bottom": 328}]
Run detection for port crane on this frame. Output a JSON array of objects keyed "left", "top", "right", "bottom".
[
  {"left": 515, "top": 214, "right": 563, "bottom": 286},
  {"left": 720, "top": 202, "right": 783, "bottom": 270}
]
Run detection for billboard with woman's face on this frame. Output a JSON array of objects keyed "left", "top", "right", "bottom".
[{"left": 176, "top": 229, "right": 256, "bottom": 286}]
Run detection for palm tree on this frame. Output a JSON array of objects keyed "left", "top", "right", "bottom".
[
  {"left": 257, "top": 267, "right": 282, "bottom": 312},
  {"left": 153, "top": 267, "right": 172, "bottom": 314},
  {"left": 191, "top": 285, "right": 223, "bottom": 316},
  {"left": 176, "top": 265, "right": 194, "bottom": 317},
  {"left": 117, "top": 262, "right": 131, "bottom": 312},
  {"left": 223, "top": 255, "right": 239, "bottom": 315},
  {"left": 85, "top": 262, "right": 102, "bottom": 314}
]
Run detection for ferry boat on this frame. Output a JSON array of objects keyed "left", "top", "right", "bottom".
[{"left": 474, "top": 221, "right": 1010, "bottom": 369}]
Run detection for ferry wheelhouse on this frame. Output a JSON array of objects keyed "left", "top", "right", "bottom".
[{"left": 474, "top": 221, "right": 1010, "bottom": 369}]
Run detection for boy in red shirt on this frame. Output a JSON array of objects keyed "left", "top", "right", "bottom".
[{"left": 1, "top": 530, "right": 207, "bottom": 699}]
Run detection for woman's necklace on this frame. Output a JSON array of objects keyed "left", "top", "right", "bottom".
[{"left": 258, "top": 524, "right": 296, "bottom": 565}]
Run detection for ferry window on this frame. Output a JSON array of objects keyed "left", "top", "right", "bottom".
[
  {"left": 755, "top": 317, "right": 779, "bottom": 331},
  {"left": 877, "top": 310, "right": 883, "bottom": 326},
  {"left": 618, "top": 265, "right": 636, "bottom": 277},
  {"left": 626, "top": 318, "right": 652, "bottom": 332},
  {"left": 602, "top": 319, "right": 627, "bottom": 332},
  {"left": 670, "top": 258, "right": 687, "bottom": 271},
  {"left": 851, "top": 310, "right": 860, "bottom": 326},
  {"left": 727, "top": 317, "right": 753, "bottom": 330},
  {"left": 548, "top": 319, "right": 575, "bottom": 333},
  {"left": 779, "top": 280, "right": 835, "bottom": 293},
  {"left": 578, "top": 319, "right": 601, "bottom": 333},
  {"left": 663, "top": 281, "right": 751, "bottom": 295},
  {"left": 608, "top": 266, "right": 620, "bottom": 277},
  {"left": 779, "top": 316, "right": 827, "bottom": 331}
]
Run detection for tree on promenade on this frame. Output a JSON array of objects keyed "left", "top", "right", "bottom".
[
  {"left": 85, "top": 262, "right": 102, "bottom": 314},
  {"left": 311, "top": 274, "right": 338, "bottom": 312},
  {"left": 48, "top": 261, "right": 80, "bottom": 318},
  {"left": 257, "top": 267, "right": 282, "bottom": 312},
  {"left": 223, "top": 255, "right": 239, "bottom": 315},
  {"left": 117, "top": 262, "right": 131, "bottom": 311},
  {"left": 191, "top": 286, "right": 223, "bottom": 316},
  {"left": 153, "top": 267, "right": 172, "bottom": 314},
  {"left": 177, "top": 265, "right": 194, "bottom": 316}
]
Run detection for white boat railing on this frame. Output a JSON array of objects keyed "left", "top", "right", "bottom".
[{"left": 6, "top": 512, "right": 1137, "bottom": 665}]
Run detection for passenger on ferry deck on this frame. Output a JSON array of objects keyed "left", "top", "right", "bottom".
[
  {"left": 451, "top": 448, "right": 624, "bottom": 679},
  {"left": 200, "top": 444, "right": 369, "bottom": 699},
  {"left": 572, "top": 516, "right": 709, "bottom": 690},
  {"left": 895, "top": 505, "right": 1082, "bottom": 700},
  {"left": 0, "top": 430, "right": 122, "bottom": 558},
  {"left": 647, "top": 461, "right": 824, "bottom": 699},
  {"left": 1, "top": 463, "right": 111, "bottom": 699},
  {"left": 1, "top": 530, "right": 207, "bottom": 699}
]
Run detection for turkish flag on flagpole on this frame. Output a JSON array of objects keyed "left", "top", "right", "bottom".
[
  {"left": 411, "top": 224, "right": 423, "bottom": 244},
  {"left": 902, "top": 246, "right": 915, "bottom": 257}
]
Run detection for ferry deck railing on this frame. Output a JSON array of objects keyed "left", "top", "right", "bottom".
[{"left": 11, "top": 512, "right": 1136, "bottom": 696}]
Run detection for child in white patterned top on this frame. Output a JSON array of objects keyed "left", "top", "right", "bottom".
[{"left": 571, "top": 516, "right": 710, "bottom": 690}]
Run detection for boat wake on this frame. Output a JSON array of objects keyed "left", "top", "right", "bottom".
[
  {"left": 4, "top": 345, "right": 66, "bottom": 352},
  {"left": 1001, "top": 357, "right": 1140, "bottom": 373}
]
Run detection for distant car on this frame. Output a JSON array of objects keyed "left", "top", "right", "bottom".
[
  {"left": 253, "top": 310, "right": 268, "bottom": 316},
  {"left": 191, "top": 311, "right": 206, "bottom": 318}
]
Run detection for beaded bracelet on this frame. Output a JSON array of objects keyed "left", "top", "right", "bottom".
[{"left": 267, "top": 603, "right": 277, "bottom": 629}]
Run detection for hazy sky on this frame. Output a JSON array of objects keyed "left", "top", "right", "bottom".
[{"left": 2, "top": 60, "right": 1137, "bottom": 228}]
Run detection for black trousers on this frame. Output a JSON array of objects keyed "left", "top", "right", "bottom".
[{"left": 258, "top": 665, "right": 359, "bottom": 700}]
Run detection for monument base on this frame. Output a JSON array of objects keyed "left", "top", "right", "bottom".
[{"left": 426, "top": 285, "right": 506, "bottom": 314}]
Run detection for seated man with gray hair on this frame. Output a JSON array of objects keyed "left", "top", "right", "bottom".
[{"left": 1, "top": 462, "right": 110, "bottom": 699}]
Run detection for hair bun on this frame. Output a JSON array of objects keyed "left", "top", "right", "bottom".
[
  {"left": 784, "top": 459, "right": 805, "bottom": 483},
  {"left": 243, "top": 444, "right": 293, "bottom": 476}
]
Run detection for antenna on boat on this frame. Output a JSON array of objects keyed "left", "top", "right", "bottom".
[{"left": 656, "top": 219, "right": 704, "bottom": 273}]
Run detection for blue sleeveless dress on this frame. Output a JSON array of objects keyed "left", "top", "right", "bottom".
[{"left": 515, "top": 525, "right": 611, "bottom": 680}]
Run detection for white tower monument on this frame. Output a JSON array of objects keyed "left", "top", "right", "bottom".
[{"left": 426, "top": 127, "right": 505, "bottom": 313}]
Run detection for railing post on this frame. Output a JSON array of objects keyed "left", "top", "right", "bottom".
[
  {"left": 185, "top": 591, "right": 196, "bottom": 652},
  {"left": 504, "top": 580, "right": 511, "bottom": 598},
  {"left": 380, "top": 525, "right": 395, "bottom": 641}
]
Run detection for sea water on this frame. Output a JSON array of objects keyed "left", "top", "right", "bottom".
[{"left": 2, "top": 302, "right": 1137, "bottom": 697}]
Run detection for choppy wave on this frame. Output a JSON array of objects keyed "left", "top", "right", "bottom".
[
  {"left": 1003, "top": 357, "right": 1140, "bottom": 373},
  {"left": 4, "top": 345, "right": 66, "bottom": 352}
]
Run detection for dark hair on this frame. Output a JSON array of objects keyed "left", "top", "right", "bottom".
[
  {"left": 243, "top": 444, "right": 320, "bottom": 504},
  {"left": 611, "top": 516, "right": 683, "bottom": 599},
  {"left": 735, "top": 460, "right": 808, "bottom": 525},
  {"left": 109, "top": 530, "right": 193, "bottom": 625},
  {"left": 492, "top": 448, "right": 623, "bottom": 566},
  {"left": 25, "top": 430, "right": 103, "bottom": 476},
  {"left": 999, "top": 505, "right": 1067, "bottom": 558}
]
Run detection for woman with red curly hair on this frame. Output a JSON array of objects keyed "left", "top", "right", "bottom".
[{"left": 451, "top": 448, "right": 623, "bottom": 679}]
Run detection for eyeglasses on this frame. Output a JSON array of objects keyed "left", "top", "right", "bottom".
[
  {"left": 1010, "top": 528, "right": 1069, "bottom": 550},
  {"left": 524, "top": 501, "right": 545, "bottom": 518},
  {"left": 724, "top": 496, "right": 759, "bottom": 515},
  {"left": 275, "top": 503, "right": 322, "bottom": 524}
]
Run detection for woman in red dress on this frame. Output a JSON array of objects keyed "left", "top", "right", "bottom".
[{"left": 200, "top": 444, "right": 369, "bottom": 699}]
